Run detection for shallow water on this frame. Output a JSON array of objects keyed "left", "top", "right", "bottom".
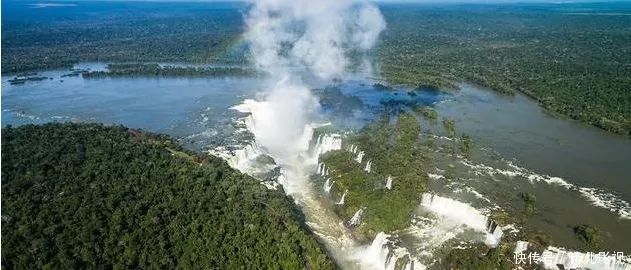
[
  {"left": 434, "top": 84, "right": 631, "bottom": 202},
  {"left": 2, "top": 63, "right": 260, "bottom": 150}
]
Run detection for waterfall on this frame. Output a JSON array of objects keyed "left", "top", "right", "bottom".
[
  {"left": 514, "top": 241, "right": 529, "bottom": 255},
  {"left": 321, "top": 163, "right": 325, "bottom": 176},
  {"left": 347, "top": 208, "right": 364, "bottom": 227},
  {"left": 354, "top": 232, "right": 426, "bottom": 270},
  {"left": 385, "top": 175, "right": 393, "bottom": 190},
  {"left": 235, "top": 0, "right": 387, "bottom": 265},
  {"left": 364, "top": 160, "right": 372, "bottom": 173},
  {"left": 324, "top": 178, "right": 335, "bottom": 193},
  {"left": 312, "top": 134, "right": 342, "bottom": 158},
  {"left": 276, "top": 169, "right": 289, "bottom": 188},
  {"left": 226, "top": 143, "right": 264, "bottom": 171},
  {"left": 336, "top": 190, "right": 348, "bottom": 205},
  {"left": 355, "top": 151, "right": 365, "bottom": 164},
  {"left": 318, "top": 162, "right": 328, "bottom": 177},
  {"left": 420, "top": 193, "right": 503, "bottom": 247},
  {"left": 485, "top": 219, "right": 504, "bottom": 245},
  {"left": 347, "top": 144, "right": 359, "bottom": 154},
  {"left": 347, "top": 144, "right": 358, "bottom": 154}
]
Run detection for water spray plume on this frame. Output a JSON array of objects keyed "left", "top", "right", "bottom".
[{"left": 234, "top": 0, "right": 389, "bottom": 268}]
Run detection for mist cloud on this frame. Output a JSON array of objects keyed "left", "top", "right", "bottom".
[{"left": 239, "top": 0, "right": 385, "bottom": 169}]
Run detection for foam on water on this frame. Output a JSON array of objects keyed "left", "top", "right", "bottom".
[
  {"left": 460, "top": 160, "right": 631, "bottom": 220},
  {"left": 427, "top": 173, "right": 445, "bottom": 181},
  {"left": 420, "top": 193, "right": 503, "bottom": 247}
]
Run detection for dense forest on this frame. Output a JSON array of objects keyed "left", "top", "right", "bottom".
[
  {"left": 320, "top": 113, "right": 432, "bottom": 239},
  {"left": 1, "top": 1, "right": 246, "bottom": 73},
  {"left": 1, "top": 123, "right": 336, "bottom": 269},
  {"left": 378, "top": 3, "right": 631, "bottom": 136},
  {"left": 82, "top": 63, "right": 258, "bottom": 78}
]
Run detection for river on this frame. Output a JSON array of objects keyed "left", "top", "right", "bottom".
[{"left": 3, "top": 64, "right": 630, "bottom": 266}]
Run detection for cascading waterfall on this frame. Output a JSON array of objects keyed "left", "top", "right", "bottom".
[
  {"left": 364, "top": 160, "right": 372, "bottom": 173},
  {"left": 318, "top": 162, "right": 330, "bottom": 177},
  {"left": 514, "top": 241, "right": 529, "bottom": 255},
  {"left": 337, "top": 190, "right": 348, "bottom": 205},
  {"left": 324, "top": 178, "right": 335, "bottom": 193},
  {"left": 355, "top": 151, "right": 365, "bottom": 164},
  {"left": 385, "top": 175, "right": 393, "bottom": 190},
  {"left": 224, "top": 0, "right": 404, "bottom": 268},
  {"left": 347, "top": 208, "right": 364, "bottom": 227},
  {"left": 208, "top": 143, "right": 274, "bottom": 176},
  {"left": 347, "top": 144, "right": 358, "bottom": 154},
  {"left": 354, "top": 233, "right": 425, "bottom": 270},
  {"left": 314, "top": 134, "right": 342, "bottom": 156},
  {"left": 420, "top": 193, "right": 503, "bottom": 247}
]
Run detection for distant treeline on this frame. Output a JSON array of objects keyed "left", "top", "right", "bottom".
[
  {"left": 83, "top": 63, "right": 259, "bottom": 78},
  {"left": 1, "top": 1, "right": 247, "bottom": 74}
]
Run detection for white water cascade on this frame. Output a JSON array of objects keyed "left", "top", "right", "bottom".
[
  {"left": 514, "top": 241, "right": 529, "bottom": 255},
  {"left": 208, "top": 143, "right": 273, "bottom": 176},
  {"left": 347, "top": 144, "right": 359, "bottom": 154},
  {"left": 355, "top": 151, "right": 365, "bottom": 164},
  {"left": 337, "top": 190, "right": 348, "bottom": 205},
  {"left": 364, "top": 160, "right": 372, "bottom": 173},
  {"left": 318, "top": 162, "right": 331, "bottom": 177},
  {"left": 347, "top": 208, "right": 364, "bottom": 227},
  {"left": 324, "top": 178, "right": 335, "bottom": 193},
  {"left": 420, "top": 193, "right": 503, "bottom": 247},
  {"left": 220, "top": 0, "right": 404, "bottom": 267},
  {"left": 354, "top": 233, "right": 425, "bottom": 270},
  {"left": 385, "top": 175, "right": 393, "bottom": 190},
  {"left": 314, "top": 134, "right": 342, "bottom": 157}
]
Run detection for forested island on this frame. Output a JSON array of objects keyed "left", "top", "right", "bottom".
[
  {"left": 321, "top": 113, "right": 428, "bottom": 238},
  {"left": 82, "top": 63, "right": 258, "bottom": 78},
  {"left": 1, "top": 123, "right": 336, "bottom": 269}
]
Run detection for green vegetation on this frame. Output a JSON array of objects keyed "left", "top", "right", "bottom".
[
  {"left": 414, "top": 106, "right": 438, "bottom": 124},
  {"left": 519, "top": 192, "right": 537, "bottom": 218},
  {"left": 320, "top": 113, "right": 427, "bottom": 238},
  {"left": 459, "top": 133, "right": 472, "bottom": 157},
  {"left": 2, "top": 2, "right": 246, "bottom": 73},
  {"left": 1, "top": 123, "right": 336, "bottom": 269},
  {"left": 83, "top": 63, "right": 258, "bottom": 78},
  {"left": 573, "top": 224, "right": 603, "bottom": 250},
  {"left": 378, "top": 3, "right": 631, "bottom": 136},
  {"left": 442, "top": 118, "right": 456, "bottom": 138}
]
